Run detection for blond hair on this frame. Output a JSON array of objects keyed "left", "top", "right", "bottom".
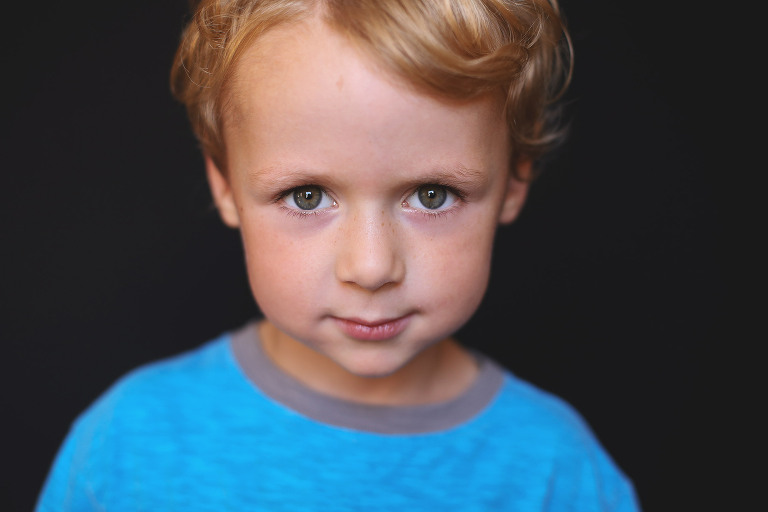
[{"left": 170, "top": 0, "right": 572, "bottom": 179}]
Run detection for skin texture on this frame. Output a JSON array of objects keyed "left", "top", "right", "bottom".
[{"left": 207, "top": 16, "right": 529, "bottom": 405}]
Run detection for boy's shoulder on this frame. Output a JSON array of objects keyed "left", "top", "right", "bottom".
[
  {"left": 72, "top": 331, "right": 243, "bottom": 435},
  {"left": 478, "top": 369, "right": 639, "bottom": 510},
  {"left": 459, "top": 358, "right": 603, "bottom": 456},
  {"left": 492, "top": 368, "right": 596, "bottom": 439},
  {"left": 100, "top": 332, "right": 231, "bottom": 398}
]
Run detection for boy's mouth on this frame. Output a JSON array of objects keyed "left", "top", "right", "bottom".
[{"left": 331, "top": 315, "right": 412, "bottom": 341}]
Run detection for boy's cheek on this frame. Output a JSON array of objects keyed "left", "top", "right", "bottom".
[
  {"left": 241, "top": 228, "right": 331, "bottom": 282},
  {"left": 243, "top": 250, "right": 321, "bottom": 319}
]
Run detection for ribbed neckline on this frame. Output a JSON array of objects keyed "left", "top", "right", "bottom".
[{"left": 228, "top": 320, "right": 505, "bottom": 434}]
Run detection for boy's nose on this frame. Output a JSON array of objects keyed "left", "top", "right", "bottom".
[{"left": 334, "top": 210, "right": 405, "bottom": 292}]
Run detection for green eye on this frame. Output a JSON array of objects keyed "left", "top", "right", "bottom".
[
  {"left": 293, "top": 186, "right": 323, "bottom": 210},
  {"left": 417, "top": 186, "right": 447, "bottom": 210}
]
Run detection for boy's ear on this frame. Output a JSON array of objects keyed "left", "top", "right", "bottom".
[
  {"left": 205, "top": 155, "right": 241, "bottom": 228},
  {"left": 498, "top": 159, "right": 531, "bottom": 225}
]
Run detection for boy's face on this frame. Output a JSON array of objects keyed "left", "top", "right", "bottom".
[{"left": 207, "top": 20, "right": 528, "bottom": 380}]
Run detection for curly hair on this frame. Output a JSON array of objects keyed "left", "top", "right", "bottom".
[{"left": 170, "top": 0, "right": 572, "bottom": 179}]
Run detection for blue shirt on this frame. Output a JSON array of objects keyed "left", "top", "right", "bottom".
[{"left": 36, "top": 323, "right": 641, "bottom": 511}]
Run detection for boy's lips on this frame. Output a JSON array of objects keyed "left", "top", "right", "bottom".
[{"left": 331, "top": 314, "right": 412, "bottom": 341}]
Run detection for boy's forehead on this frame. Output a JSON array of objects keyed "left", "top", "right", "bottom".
[
  {"left": 225, "top": 18, "right": 505, "bottom": 127},
  {"left": 228, "top": 20, "right": 396, "bottom": 116},
  {"left": 220, "top": 17, "right": 510, "bottom": 177}
]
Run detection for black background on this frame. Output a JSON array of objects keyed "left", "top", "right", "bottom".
[{"left": 2, "top": 1, "right": 723, "bottom": 510}]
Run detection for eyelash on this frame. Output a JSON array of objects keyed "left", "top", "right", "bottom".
[
  {"left": 280, "top": 207, "right": 327, "bottom": 219},
  {"left": 414, "top": 207, "right": 455, "bottom": 220},
  {"left": 275, "top": 184, "right": 466, "bottom": 219}
]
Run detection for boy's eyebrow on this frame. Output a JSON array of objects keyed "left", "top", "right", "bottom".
[
  {"left": 246, "top": 166, "right": 330, "bottom": 189},
  {"left": 246, "top": 164, "right": 490, "bottom": 188},
  {"left": 412, "top": 165, "right": 489, "bottom": 187}
]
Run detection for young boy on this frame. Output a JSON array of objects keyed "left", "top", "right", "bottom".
[{"left": 36, "top": 0, "right": 641, "bottom": 510}]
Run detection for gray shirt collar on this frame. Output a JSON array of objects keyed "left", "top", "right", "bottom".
[{"left": 229, "top": 320, "right": 505, "bottom": 434}]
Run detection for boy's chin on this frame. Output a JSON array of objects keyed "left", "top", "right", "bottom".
[{"left": 326, "top": 346, "right": 420, "bottom": 380}]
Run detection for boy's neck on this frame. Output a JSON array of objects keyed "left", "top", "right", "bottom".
[{"left": 258, "top": 321, "right": 478, "bottom": 406}]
